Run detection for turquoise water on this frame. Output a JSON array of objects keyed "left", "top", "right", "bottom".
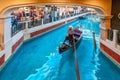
[{"left": 0, "top": 15, "right": 120, "bottom": 80}]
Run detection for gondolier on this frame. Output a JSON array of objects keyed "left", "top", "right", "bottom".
[
  {"left": 68, "top": 26, "right": 74, "bottom": 45},
  {"left": 59, "top": 26, "right": 83, "bottom": 54}
]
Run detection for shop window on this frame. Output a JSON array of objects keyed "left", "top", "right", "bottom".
[{"left": 108, "top": 29, "right": 113, "bottom": 41}]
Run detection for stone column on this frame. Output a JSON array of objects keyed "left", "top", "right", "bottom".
[
  {"left": 113, "top": 30, "right": 118, "bottom": 48},
  {"left": 42, "top": 18, "right": 44, "bottom": 25},
  {"left": 24, "top": 21, "right": 30, "bottom": 40},
  {"left": 100, "top": 15, "right": 113, "bottom": 41},
  {"left": 100, "top": 19, "right": 107, "bottom": 40},
  {"left": 4, "top": 17, "right": 12, "bottom": 61}
]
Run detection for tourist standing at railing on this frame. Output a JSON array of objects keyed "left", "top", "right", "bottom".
[
  {"left": 40, "top": 9, "right": 45, "bottom": 19},
  {"left": 10, "top": 16, "right": 18, "bottom": 35},
  {"left": 12, "top": 16, "right": 18, "bottom": 28},
  {"left": 36, "top": 11, "right": 41, "bottom": 25},
  {"left": 11, "top": 11, "right": 18, "bottom": 25},
  {"left": 56, "top": 8, "right": 60, "bottom": 20},
  {"left": 47, "top": 12, "right": 50, "bottom": 23},
  {"left": 30, "top": 11, "right": 34, "bottom": 27},
  {"left": 34, "top": 15, "right": 38, "bottom": 26},
  {"left": 49, "top": 11, "right": 52, "bottom": 22},
  {"left": 17, "top": 12, "right": 22, "bottom": 22},
  {"left": 30, "top": 9, "right": 37, "bottom": 26},
  {"left": 62, "top": 12, "right": 65, "bottom": 18},
  {"left": 40, "top": 9, "right": 45, "bottom": 24}
]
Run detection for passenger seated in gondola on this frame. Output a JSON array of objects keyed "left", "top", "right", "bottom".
[{"left": 75, "top": 26, "right": 80, "bottom": 31}]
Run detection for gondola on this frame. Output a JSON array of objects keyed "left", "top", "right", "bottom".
[{"left": 58, "top": 28, "right": 82, "bottom": 54}]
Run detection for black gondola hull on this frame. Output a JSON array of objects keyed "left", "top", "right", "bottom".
[{"left": 58, "top": 29, "right": 82, "bottom": 54}]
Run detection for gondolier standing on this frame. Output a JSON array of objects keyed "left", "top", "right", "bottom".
[
  {"left": 68, "top": 26, "right": 74, "bottom": 45},
  {"left": 68, "top": 26, "right": 80, "bottom": 80}
]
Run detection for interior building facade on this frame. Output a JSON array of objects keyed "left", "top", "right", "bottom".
[{"left": 0, "top": 0, "right": 120, "bottom": 80}]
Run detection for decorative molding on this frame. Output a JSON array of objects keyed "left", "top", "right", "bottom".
[
  {"left": 100, "top": 26, "right": 106, "bottom": 30},
  {"left": 100, "top": 15, "right": 113, "bottom": 20}
]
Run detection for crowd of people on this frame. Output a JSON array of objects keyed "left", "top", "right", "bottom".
[
  {"left": 10, "top": 6, "right": 87, "bottom": 26},
  {"left": 10, "top": 5, "right": 89, "bottom": 36},
  {"left": 11, "top": 7, "right": 45, "bottom": 26}
]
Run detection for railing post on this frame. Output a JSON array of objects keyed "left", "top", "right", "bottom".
[
  {"left": 42, "top": 18, "right": 44, "bottom": 25},
  {"left": 113, "top": 30, "right": 118, "bottom": 48},
  {"left": 52, "top": 16, "right": 54, "bottom": 22},
  {"left": 23, "top": 21, "right": 30, "bottom": 40},
  {"left": 25, "top": 21, "right": 28, "bottom": 29}
]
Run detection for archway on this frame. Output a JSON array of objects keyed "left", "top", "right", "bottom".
[{"left": 0, "top": 3, "right": 105, "bottom": 51}]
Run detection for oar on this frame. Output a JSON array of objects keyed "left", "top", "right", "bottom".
[
  {"left": 92, "top": 31, "right": 96, "bottom": 49},
  {"left": 73, "top": 35, "right": 80, "bottom": 80}
]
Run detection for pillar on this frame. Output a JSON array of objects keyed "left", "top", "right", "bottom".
[
  {"left": 113, "top": 30, "right": 118, "bottom": 48},
  {"left": 100, "top": 15, "right": 112, "bottom": 40},
  {"left": 4, "top": 17, "right": 12, "bottom": 61},
  {"left": 24, "top": 21, "right": 30, "bottom": 40}
]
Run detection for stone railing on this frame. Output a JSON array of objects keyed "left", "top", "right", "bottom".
[
  {"left": 104, "top": 29, "right": 120, "bottom": 49},
  {"left": 11, "top": 11, "right": 90, "bottom": 37},
  {"left": 100, "top": 29, "right": 120, "bottom": 55}
]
